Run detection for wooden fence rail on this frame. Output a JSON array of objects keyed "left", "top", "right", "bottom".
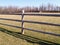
[{"left": 0, "top": 13, "right": 60, "bottom": 36}]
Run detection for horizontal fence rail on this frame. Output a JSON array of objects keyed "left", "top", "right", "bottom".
[
  {"left": 18, "top": 13, "right": 60, "bottom": 17},
  {"left": 0, "top": 13, "right": 60, "bottom": 37},
  {"left": 1, "top": 13, "right": 60, "bottom": 17},
  {"left": 0, "top": 18, "right": 60, "bottom": 26}
]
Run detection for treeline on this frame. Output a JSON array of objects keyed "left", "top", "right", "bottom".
[{"left": 0, "top": 4, "right": 60, "bottom": 14}]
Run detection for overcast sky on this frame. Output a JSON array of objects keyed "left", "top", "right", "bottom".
[{"left": 0, "top": 0, "right": 60, "bottom": 7}]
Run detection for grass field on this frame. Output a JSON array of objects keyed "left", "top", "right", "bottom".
[{"left": 0, "top": 14, "right": 60, "bottom": 45}]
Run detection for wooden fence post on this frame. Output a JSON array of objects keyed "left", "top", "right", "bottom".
[{"left": 21, "top": 10, "right": 24, "bottom": 34}]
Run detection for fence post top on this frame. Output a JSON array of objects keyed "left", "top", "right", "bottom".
[{"left": 22, "top": 10, "right": 24, "bottom": 13}]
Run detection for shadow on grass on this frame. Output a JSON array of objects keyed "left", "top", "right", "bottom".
[{"left": 0, "top": 28, "right": 60, "bottom": 45}]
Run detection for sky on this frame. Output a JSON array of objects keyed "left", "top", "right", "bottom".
[{"left": 0, "top": 0, "right": 60, "bottom": 7}]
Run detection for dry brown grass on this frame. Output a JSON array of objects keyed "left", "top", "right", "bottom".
[{"left": 0, "top": 14, "right": 60, "bottom": 45}]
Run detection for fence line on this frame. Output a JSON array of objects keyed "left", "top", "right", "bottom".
[
  {"left": 0, "top": 23, "right": 60, "bottom": 36},
  {"left": 0, "top": 13, "right": 60, "bottom": 36}
]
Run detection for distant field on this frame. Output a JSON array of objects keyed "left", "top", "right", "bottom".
[{"left": 0, "top": 14, "right": 60, "bottom": 45}]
